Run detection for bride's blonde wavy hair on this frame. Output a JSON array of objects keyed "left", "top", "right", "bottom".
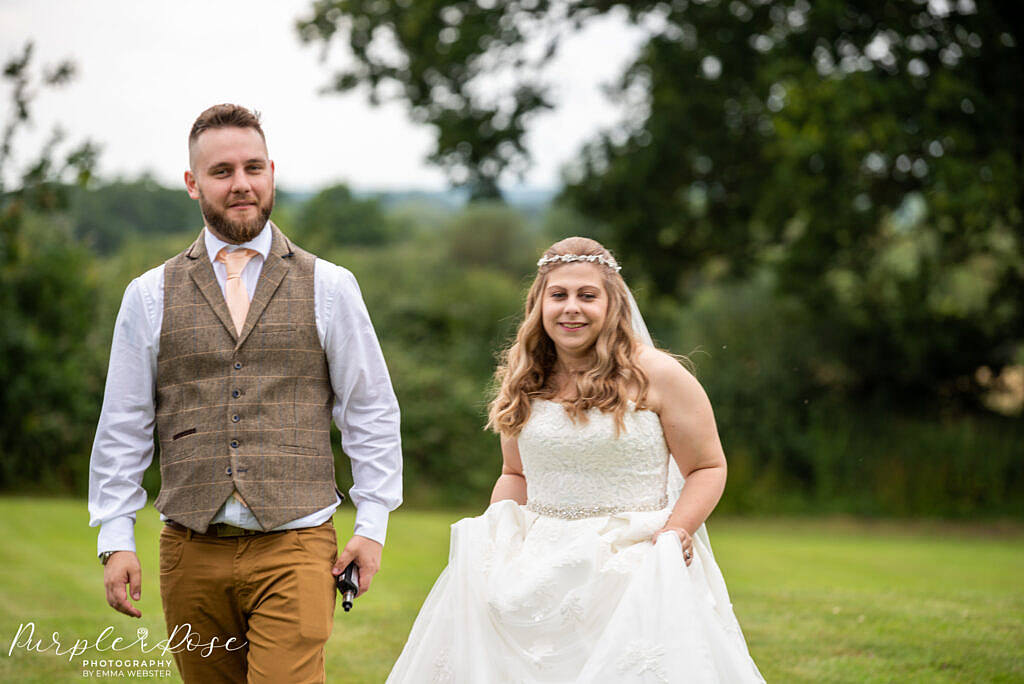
[{"left": 487, "top": 237, "right": 649, "bottom": 437}]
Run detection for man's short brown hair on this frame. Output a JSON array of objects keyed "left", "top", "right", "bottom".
[{"left": 189, "top": 104, "right": 265, "bottom": 149}]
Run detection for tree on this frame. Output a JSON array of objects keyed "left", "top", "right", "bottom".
[
  {"left": 0, "top": 43, "right": 103, "bottom": 491},
  {"left": 296, "top": 0, "right": 563, "bottom": 200},
  {"left": 68, "top": 175, "right": 198, "bottom": 253},
  {"left": 296, "top": 183, "right": 395, "bottom": 249},
  {"left": 442, "top": 201, "right": 538, "bottom": 275},
  {"left": 564, "top": 0, "right": 1023, "bottom": 402},
  {"left": 299, "top": 1, "right": 1023, "bottom": 403}
]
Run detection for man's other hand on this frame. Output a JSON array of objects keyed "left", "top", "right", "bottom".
[
  {"left": 103, "top": 551, "right": 142, "bottom": 618},
  {"left": 332, "top": 535, "right": 383, "bottom": 597}
]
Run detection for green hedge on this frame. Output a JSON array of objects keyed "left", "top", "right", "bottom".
[{"left": 3, "top": 202, "right": 1020, "bottom": 518}]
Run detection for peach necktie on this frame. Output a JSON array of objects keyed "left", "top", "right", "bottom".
[
  {"left": 216, "top": 247, "right": 258, "bottom": 335},
  {"left": 216, "top": 246, "right": 257, "bottom": 508}
]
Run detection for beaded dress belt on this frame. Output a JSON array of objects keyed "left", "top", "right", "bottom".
[
  {"left": 526, "top": 496, "right": 669, "bottom": 520},
  {"left": 165, "top": 520, "right": 263, "bottom": 537}
]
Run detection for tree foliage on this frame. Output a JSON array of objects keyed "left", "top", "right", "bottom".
[
  {"left": 68, "top": 176, "right": 197, "bottom": 253},
  {"left": 442, "top": 201, "right": 539, "bottom": 275},
  {"left": 0, "top": 165, "right": 1018, "bottom": 514},
  {"left": 0, "top": 43, "right": 103, "bottom": 490},
  {"left": 297, "top": 0, "right": 565, "bottom": 199},
  {"left": 295, "top": 183, "right": 396, "bottom": 250},
  {"left": 299, "top": 0, "right": 1023, "bottom": 403},
  {"left": 564, "top": 0, "right": 1023, "bottom": 402}
]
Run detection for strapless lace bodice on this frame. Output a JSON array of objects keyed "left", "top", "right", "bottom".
[{"left": 518, "top": 400, "right": 670, "bottom": 519}]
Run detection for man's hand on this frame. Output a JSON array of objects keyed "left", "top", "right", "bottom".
[
  {"left": 332, "top": 535, "right": 382, "bottom": 597},
  {"left": 103, "top": 551, "right": 142, "bottom": 618}
]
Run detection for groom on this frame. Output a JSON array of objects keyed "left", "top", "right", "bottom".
[{"left": 88, "top": 104, "right": 403, "bottom": 682}]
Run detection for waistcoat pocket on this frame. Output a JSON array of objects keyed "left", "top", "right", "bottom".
[{"left": 278, "top": 444, "right": 317, "bottom": 456}]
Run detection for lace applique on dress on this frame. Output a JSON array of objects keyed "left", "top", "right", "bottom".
[
  {"left": 616, "top": 640, "right": 669, "bottom": 683},
  {"left": 529, "top": 581, "right": 556, "bottom": 621},
  {"left": 488, "top": 570, "right": 556, "bottom": 621},
  {"left": 431, "top": 649, "right": 453, "bottom": 684},
  {"left": 526, "top": 643, "right": 556, "bottom": 669},
  {"left": 560, "top": 593, "right": 585, "bottom": 626},
  {"left": 478, "top": 540, "right": 496, "bottom": 574}
]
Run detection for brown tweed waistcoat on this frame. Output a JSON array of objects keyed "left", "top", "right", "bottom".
[{"left": 154, "top": 224, "right": 339, "bottom": 532}]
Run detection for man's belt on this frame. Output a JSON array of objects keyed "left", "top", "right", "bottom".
[{"left": 165, "top": 520, "right": 263, "bottom": 538}]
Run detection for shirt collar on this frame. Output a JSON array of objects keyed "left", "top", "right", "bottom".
[{"left": 204, "top": 222, "right": 273, "bottom": 265}]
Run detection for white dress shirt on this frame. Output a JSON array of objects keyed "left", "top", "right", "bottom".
[{"left": 88, "top": 224, "right": 402, "bottom": 555}]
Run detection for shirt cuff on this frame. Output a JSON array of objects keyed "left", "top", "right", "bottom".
[
  {"left": 97, "top": 515, "right": 137, "bottom": 557},
  {"left": 352, "top": 500, "right": 390, "bottom": 546}
]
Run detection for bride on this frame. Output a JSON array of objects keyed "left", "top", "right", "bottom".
[{"left": 388, "top": 237, "right": 764, "bottom": 683}]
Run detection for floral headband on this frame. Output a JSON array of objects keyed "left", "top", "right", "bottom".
[{"left": 536, "top": 253, "right": 622, "bottom": 273}]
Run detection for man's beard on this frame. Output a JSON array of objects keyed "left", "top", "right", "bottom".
[{"left": 199, "top": 189, "right": 274, "bottom": 244}]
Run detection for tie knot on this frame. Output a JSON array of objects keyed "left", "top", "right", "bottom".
[{"left": 217, "top": 248, "right": 258, "bottom": 278}]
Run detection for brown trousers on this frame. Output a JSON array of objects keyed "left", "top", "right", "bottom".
[{"left": 158, "top": 520, "right": 338, "bottom": 683}]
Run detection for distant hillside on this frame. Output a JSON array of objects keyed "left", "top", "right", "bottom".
[
  {"left": 65, "top": 178, "right": 558, "bottom": 253},
  {"left": 351, "top": 187, "right": 557, "bottom": 213}
]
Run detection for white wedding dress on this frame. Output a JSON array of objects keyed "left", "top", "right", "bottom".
[{"left": 388, "top": 400, "right": 765, "bottom": 683}]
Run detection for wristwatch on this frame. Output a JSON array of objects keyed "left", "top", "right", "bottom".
[{"left": 99, "top": 551, "right": 117, "bottom": 565}]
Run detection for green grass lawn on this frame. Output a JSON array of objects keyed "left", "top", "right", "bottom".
[{"left": 0, "top": 498, "right": 1021, "bottom": 683}]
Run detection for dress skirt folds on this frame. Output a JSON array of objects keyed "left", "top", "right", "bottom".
[{"left": 388, "top": 401, "right": 764, "bottom": 683}]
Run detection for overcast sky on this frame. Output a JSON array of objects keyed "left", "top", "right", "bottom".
[{"left": 1, "top": 1, "right": 645, "bottom": 192}]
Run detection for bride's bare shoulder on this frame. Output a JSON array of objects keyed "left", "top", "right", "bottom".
[
  {"left": 635, "top": 344, "right": 690, "bottom": 379},
  {"left": 635, "top": 344, "right": 704, "bottom": 412}
]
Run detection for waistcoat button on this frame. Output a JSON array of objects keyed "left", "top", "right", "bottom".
[
  {"left": 231, "top": 389, "right": 240, "bottom": 398},
  {"left": 230, "top": 440, "right": 239, "bottom": 448},
  {"left": 233, "top": 362, "right": 242, "bottom": 370},
  {"left": 232, "top": 414, "right": 240, "bottom": 423},
  {"left": 225, "top": 466, "right": 232, "bottom": 475}
]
